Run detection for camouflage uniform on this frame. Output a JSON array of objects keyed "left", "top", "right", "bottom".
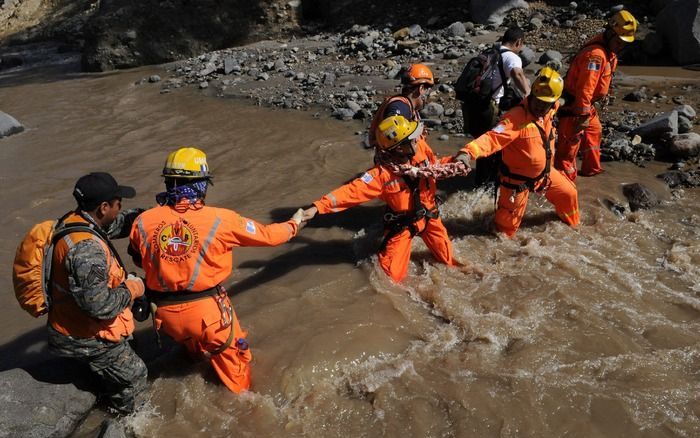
[{"left": 47, "top": 208, "right": 148, "bottom": 414}]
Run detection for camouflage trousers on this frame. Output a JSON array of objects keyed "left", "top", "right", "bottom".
[{"left": 47, "top": 325, "right": 148, "bottom": 414}]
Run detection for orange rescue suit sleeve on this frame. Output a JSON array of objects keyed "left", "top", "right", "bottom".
[
  {"left": 313, "top": 167, "right": 385, "bottom": 214},
  {"left": 459, "top": 114, "right": 522, "bottom": 159},
  {"left": 219, "top": 210, "right": 298, "bottom": 247}
]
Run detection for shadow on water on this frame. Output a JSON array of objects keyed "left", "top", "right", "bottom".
[{"left": 230, "top": 205, "right": 384, "bottom": 295}]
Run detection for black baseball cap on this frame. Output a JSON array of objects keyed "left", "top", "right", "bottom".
[{"left": 73, "top": 172, "right": 136, "bottom": 210}]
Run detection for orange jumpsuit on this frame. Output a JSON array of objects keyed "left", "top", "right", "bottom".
[
  {"left": 129, "top": 201, "right": 298, "bottom": 393},
  {"left": 460, "top": 100, "right": 580, "bottom": 237},
  {"left": 313, "top": 139, "right": 456, "bottom": 282},
  {"left": 555, "top": 34, "right": 618, "bottom": 180}
]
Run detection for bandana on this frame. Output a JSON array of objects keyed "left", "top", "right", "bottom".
[{"left": 156, "top": 180, "right": 208, "bottom": 206}]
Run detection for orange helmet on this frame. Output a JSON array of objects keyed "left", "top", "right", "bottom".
[{"left": 401, "top": 63, "right": 435, "bottom": 87}]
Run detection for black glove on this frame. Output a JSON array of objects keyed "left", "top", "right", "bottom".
[{"left": 131, "top": 295, "right": 151, "bottom": 322}]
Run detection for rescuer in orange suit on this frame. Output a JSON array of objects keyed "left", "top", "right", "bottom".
[
  {"left": 367, "top": 63, "right": 434, "bottom": 148},
  {"left": 302, "top": 115, "right": 464, "bottom": 283},
  {"left": 129, "top": 147, "right": 305, "bottom": 393},
  {"left": 455, "top": 67, "right": 580, "bottom": 237},
  {"left": 555, "top": 9, "right": 637, "bottom": 180}
]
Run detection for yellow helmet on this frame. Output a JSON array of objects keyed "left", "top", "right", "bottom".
[
  {"left": 162, "top": 147, "right": 211, "bottom": 179},
  {"left": 376, "top": 115, "right": 424, "bottom": 150},
  {"left": 608, "top": 10, "right": 637, "bottom": 42},
  {"left": 531, "top": 67, "right": 563, "bottom": 103}
]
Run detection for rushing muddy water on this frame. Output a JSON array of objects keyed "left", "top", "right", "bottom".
[{"left": 1, "top": 65, "right": 700, "bottom": 437}]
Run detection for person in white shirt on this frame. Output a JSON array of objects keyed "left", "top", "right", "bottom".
[
  {"left": 493, "top": 27, "right": 531, "bottom": 108},
  {"left": 464, "top": 26, "right": 532, "bottom": 186}
]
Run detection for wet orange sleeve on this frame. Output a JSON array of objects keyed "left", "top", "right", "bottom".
[
  {"left": 459, "top": 115, "right": 521, "bottom": 159},
  {"left": 313, "top": 167, "right": 384, "bottom": 214},
  {"left": 570, "top": 47, "right": 606, "bottom": 116},
  {"left": 220, "top": 210, "right": 297, "bottom": 247}
]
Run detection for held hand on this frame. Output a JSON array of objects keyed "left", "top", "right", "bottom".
[
  {"left": 454, "top": 152, "right": 475, "bottom": 169},
  {"left": 302, "top": 206, "right": 318, "bottom": 222},
  {"left": 291, "top": 208, "right": 305, "bottom": 226},
  {"left": 125, "top": 274, "right": 145, "bottom": 299}
]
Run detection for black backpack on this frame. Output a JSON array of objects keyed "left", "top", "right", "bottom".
[{"left": 455, "top": 47, "right": 509, "bottom": 102}]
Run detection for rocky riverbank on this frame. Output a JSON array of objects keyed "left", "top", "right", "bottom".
[{"left": 139, "top": 1, "right": 700, "bottom": 190}]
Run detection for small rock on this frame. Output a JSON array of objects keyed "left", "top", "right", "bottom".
[
  {"left": 678, "top": 115, "right": 693, "bottom": 133},
  {"left": 422, "top": 102, "right": 445, "bottom": 118},
  {"left": 393, "top": 27, "right": 410, "bottom": 40},
  {"left": 438, "top": 134, "right": 449, "bottom": 141},
  {"left": 623, "top": 89, "right": 646, "bottom": 102},
  {"left": 0, "top": 111, "right": 24, "bottom": 138},
  {"left": 676, "top": 104, "right": 696, "bottom": 120},
  {"left": 538, "top": 50, "right": 562, "bottom": 65},
  {"left": 333, "top": 108, "right": 355, "bottom": 120},
  {"left": 148, "top": 75, "right": 161, "bottom": 83},
  {"left": 199, "top": 81, "right": 209, "bottom": 89},
  {"left": 668, "top": 132, "right": 700, "bottom": 159},
  {"left": 346, "top": 100, "right": 362, "bottom": 113},
  {"left": 397, "top": 40, "right": 421, "bottom": 51},
  {"left": 408, "top": 24, "right": 423, "bottom": 37},
  {"left": 622, "top": 183, "right": 659, "bottom": 211},
  {"left": 446, "top": 22, "right": 466, "bottom": 37},
  {"left": 256, "top": 72, "right": 270, "bottom": 81},
  {"left": 519, "top": 46, "right": 536, "bottom": 67},
  {"left": 530, "top": 17, "right": 543, "bottom": 29}
]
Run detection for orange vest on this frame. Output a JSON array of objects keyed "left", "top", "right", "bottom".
[
  {"left": 131, "top": 203, "right": 296, "bottom": 293},
  {"left": 314, "top": 138, "right": 446, "bottom": 215},
  {"left": 461, "top": 100, "right": 557, "bottom": 182},
  {"left": 48, "top": 213, "right": 134, "bottom": 342},
  {"left": 562, "top": 34, "right": 618, "bottom": 116},
  {"left": 368, "top": 95, "right": 421, "bottom": 148}
]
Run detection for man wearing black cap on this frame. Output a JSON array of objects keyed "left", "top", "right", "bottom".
[{"left": 46, "top": 172, "right": 148, "bottom": 414}]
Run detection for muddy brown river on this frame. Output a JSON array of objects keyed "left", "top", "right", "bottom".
[{"left": 1, "top": 65, "right": 699, "bottom": 437}]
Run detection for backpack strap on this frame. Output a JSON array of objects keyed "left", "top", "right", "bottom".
[{"left": 495, "top": 47, "right": 511, "bottom": 97}]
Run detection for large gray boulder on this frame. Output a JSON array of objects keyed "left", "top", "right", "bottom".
[
  {"left": 656, "top": 0, "right": 700, "bottom": 65},
  {"left": 470, "top": 0, "right": 528, "bottom": 25},
  {"left": 0, "top": 110, "right": 24, "bottom": 138},
  {"left": 0, "top": 368, "right": 95, "bottom": 438},
  {"left": 632, "top": 110, "right": 678, "bottom": 140}
]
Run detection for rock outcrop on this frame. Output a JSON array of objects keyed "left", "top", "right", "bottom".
[
  {"left": 656, "top": 0, "right": 700, "bottom": 65},
  {"left": 0, "top": 368, "right": 95, "bottom": 438}
]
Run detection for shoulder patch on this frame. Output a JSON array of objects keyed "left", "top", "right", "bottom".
[
  {"left": 587, "top": 61, "right": 601, "bottom": 71},
  {"left": 361, "top": 172, "right": 374, "bottom": 184},
  {"left": 492, "top": 124, "right": 506, "bottom": 134},
  {"left": 245, "top": 220, "right": 256, "bottom": 234}
]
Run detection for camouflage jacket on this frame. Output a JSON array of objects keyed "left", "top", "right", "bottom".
[{"left": 61, "top": 208, "right": 143, "bottom": 320}]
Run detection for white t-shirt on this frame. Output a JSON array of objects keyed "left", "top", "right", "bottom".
[{"left": 493, "top": 45, "right": 523, "bottom": 103}]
